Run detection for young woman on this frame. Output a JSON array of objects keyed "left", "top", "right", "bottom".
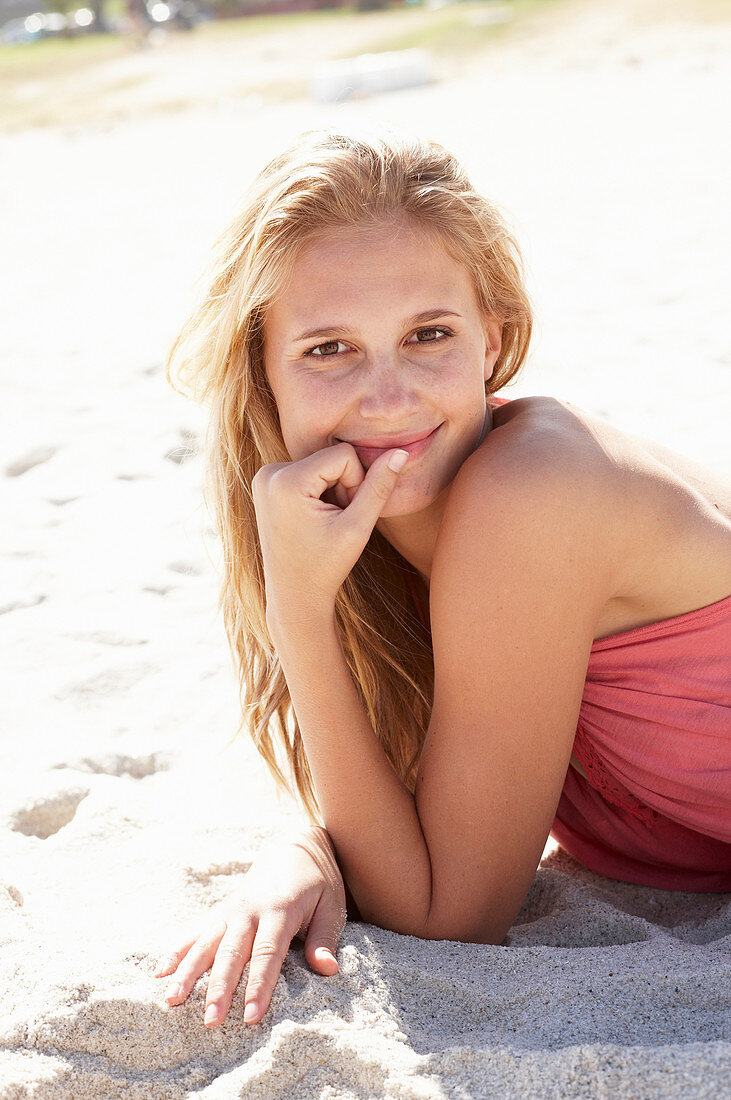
[{"left": 155, "top": 128, "right": 730, "bottom": 1031}]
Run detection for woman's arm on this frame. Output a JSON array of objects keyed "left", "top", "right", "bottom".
[
  {"left": 267, "top": 431, "right": 621, "bottom": 943},
  {"left": 417, "top": 439, "right": 617, "bottom": 940},
  {"left": 269, "top": 608, "right": 433, "bottom": 936},
  {"left": 256, "top": 444, "right": 437, "bottom": 936}
]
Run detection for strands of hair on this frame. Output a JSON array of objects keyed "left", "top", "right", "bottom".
[{"left": 166, "top": 127, "right": 533, "bottom": 824}]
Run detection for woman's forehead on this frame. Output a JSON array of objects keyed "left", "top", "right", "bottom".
[{"left": 264, "top": 221, "right": 477, "bottom": 338}]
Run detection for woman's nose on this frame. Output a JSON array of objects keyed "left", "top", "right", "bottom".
[{"left": 357, "top": 355, "right": 419, "bottom": 419}]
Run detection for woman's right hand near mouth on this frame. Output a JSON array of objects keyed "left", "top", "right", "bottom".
[{"left": 153, "top": 825, "right": 348, "bottom": 1027}]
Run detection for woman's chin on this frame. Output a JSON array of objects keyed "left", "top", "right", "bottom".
[{"left": 378, "top": 481, "right": 444, "bottom": 520}]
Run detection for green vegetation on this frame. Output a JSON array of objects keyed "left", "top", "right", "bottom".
[
  {"left": 0, "top": 1, "right": 559, "bottom": 80},
  {"left": 0, "top": 31, "right": 129, "bottom": 77},
  {"left": 337, "top": 0, "right": 563, "bottom": 58},
  {"left": 1, "top": 0, "right": 729, "bottom": 132}
]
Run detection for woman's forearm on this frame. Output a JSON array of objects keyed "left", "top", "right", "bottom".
[{"left": 269, "top": 606, "right": 432, "bottom": 936}]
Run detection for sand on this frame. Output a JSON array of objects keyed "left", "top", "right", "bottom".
[{"left": 1, "top": 0, "right": 729, "bottom": 1095}]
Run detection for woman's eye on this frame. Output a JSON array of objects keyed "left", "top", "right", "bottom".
[
  {"left": 408, "top": 327, "right": 452, "bottom": 344},
  {"left": 308, "top": 340, "right": 349, "bottom": 357}
]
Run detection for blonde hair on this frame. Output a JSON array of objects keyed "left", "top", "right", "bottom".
[{"left": 167, "top": 127, "right": 532, "bottom": 824}]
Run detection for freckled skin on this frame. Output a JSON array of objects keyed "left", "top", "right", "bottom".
[{"left": 263, "top": 218, "right": 503, "bottom": 573}]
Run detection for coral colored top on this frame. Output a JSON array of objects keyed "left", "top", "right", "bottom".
[
  {"left": 551, "top": 594, "right": 731, "bottom": 891},
  {"left": 406, "top": 574, "right": 731, "bottom": 891}
]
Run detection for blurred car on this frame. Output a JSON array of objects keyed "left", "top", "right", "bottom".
[
  {"left": 145, "top": 0, "right": 212, "bottom": 29},
  {"left": 0, "top": 11, "right": 66, "bottom": 42},
  {"left": 0, "top": 16, "right": 40, "bottom": 42}
]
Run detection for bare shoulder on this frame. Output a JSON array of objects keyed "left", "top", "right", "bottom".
[
  {"left": 484, "top": 394, "right": 729, "bottom": 514},
  {"left": 473, "top": 396, "right": 638, "bottom": 496},
  {"left": 433, "top": 397, "right": 621, "bottom": 615},
  {"left": 444, "top": 396, "right": 630, "bottom": 568},
  {"left": 447, "top": 395, "right": 731, "bottom": 634}
]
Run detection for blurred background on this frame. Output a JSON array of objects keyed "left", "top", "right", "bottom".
[
  {"left": 3, "top": 0, "right": 729, "bottom": 456},
  {"left": 2, "top": 0, "right": 729, "bottom": 781}
]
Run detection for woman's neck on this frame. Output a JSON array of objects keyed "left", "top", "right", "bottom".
[{"left": 377, "top": 501, "right": 445, "bottom": 586}]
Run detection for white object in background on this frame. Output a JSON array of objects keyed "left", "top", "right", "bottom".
[{"left": 310, "top": 49, "right": 433, "bottom": 104}]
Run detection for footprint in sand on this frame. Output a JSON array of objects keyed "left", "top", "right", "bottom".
[
  {"left": 0, "top": 881, "right": 26, "bottom": 941},
  {"left": 165, "top": 428, "right": 199, "bottom": 465},
  {"left": 0, "top": 594, "right": 47, "bottom": 615},
  {"left": 56, "top": 661, "right": 155, "bottom": 702},
  {"left": 1, "top": 881, "right": 24, "bottom": 908},
  {"left": 167, "top": 561, "right": 201, "bottom": 577},
  {"left": 9, "top": 787, "right": 90, "bottom": 840},
  {"left": 52, "top": 751, "right": 170, "bottom": 780},
  {"left": 4, "top": 446, "right": 57, "bottom": 478}
]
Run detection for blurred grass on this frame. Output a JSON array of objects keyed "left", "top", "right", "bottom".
[
  {"left": 0, "top": 2, "right": 523, "bottom": 79},
  {"left": 0, "top": 0, "right": 728, "bottom": 132},
  {"left": 0, "top": 0, "right": 572, "bottom": 132},
  {"left": 338, "top": 0, "right": 560, "bottom": 57},
  {"left": 0, "top": 31, "right": 131, "bottom": 76}
]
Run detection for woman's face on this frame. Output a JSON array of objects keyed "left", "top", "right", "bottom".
[{"left": 263, "top": 217, "right": 502, "bottom": 520}]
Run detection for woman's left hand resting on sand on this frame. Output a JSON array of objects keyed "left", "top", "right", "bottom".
[
  {"left": 153, "top": 827, "right": 346, "bottom": 1027},
  {"left": 252, "top": 441, "right": 407, "bottom": 624}
]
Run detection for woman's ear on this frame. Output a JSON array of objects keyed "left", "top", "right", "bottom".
[{"left": 483, "top": 316, "right": 504, "bottom": 383}]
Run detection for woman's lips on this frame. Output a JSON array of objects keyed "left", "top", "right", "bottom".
[{"left": 343, "top": 424, "right": 442, "bottom": 468}]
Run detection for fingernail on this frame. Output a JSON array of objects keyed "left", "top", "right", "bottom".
[
  {"left": 165, "top": 984, "right": 183, "bottom": 1002},
  {"left": 316, "top": 948, "right": 336, "bottom": 964},
  {"left": 204, "top": 1005, "right": 219, "bottom": 1026},
  {"left": 388, "top": 450, "right": 409, "bottom": 472},
  {"left": 244, "top": 1001, "right": 258, "bottom": 1023}
]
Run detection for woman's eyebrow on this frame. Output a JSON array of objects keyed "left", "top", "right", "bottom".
[{"left": 291, "top": 309, "right": 463, "bottom": 344}]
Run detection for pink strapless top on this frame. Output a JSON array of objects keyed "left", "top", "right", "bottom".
[
  {"left": 404, "top": 575, "right": 731, "bottom": 891},
  {"left": 551, "top": 593, "right": 731, "bottom": 891}
]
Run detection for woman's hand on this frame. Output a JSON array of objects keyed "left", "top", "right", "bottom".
[
  {"left": 153, "top": 827, "right": 348, "bottom": 1027},
  {"left": 252, "top": 443, "right": 408, "bottom": 622}
]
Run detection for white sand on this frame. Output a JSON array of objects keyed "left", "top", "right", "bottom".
[{"left": 1, "top": 1, "right": 729, "bottom": 1095}]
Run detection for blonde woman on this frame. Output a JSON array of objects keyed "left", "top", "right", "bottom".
[{"left": 155, "top": 129, "right": 731, "bottom": 1030}]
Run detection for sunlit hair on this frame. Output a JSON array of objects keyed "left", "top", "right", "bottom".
[{"left": 167, "top": 126, "right": 533, "bottom": 824}]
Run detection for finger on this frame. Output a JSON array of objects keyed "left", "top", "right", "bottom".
[
  {"left": 287, "top": 443, "right": 366, "bottom": 501},
  {"left": 153, "top": 933, "right": 198, "bottom": 978},
  {"left": 303, "top": 891, "right": 346, "bottom": 976},
  {"left": 162, "top": 918, "right": 227, "bottom": 1005},
  {"left": 333, "top": 481, "right": 350, "bottom": 510},
  {"left": 342, "top": 448, "right": 408, "bottom": 531},
  {"left": 243, "top": 910, "right": 299, "bottom": 1025},
  {"left": 203, "top": 920, "right": 256, "bottom": 1028}
]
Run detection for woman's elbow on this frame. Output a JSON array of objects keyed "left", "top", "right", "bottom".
[
  {"left": 420, "top": 900, "right": 513, "bottom": 945},
  {"left": 421, "top": 917, "right": 509, "bottom": 945}
]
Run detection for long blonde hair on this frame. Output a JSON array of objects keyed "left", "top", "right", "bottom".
[{"left": 167, "top": 127, "right": 532, "bottom": 824}]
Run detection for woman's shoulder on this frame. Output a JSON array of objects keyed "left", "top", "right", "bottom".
[
  {"left": 440, "top": 397, "right": 626, "bottom": 594},
  {"left": 480, "top": 394, "right": 729, "bottom": 518},
  {"left": 487, "top": 394, "right": 622, "bottom": 459},
  {"left": 451, "top": 395, "right": 731, "bottom": 632},
  {"left": 467, "top": 396, "right": 631, "bottom": 506}
]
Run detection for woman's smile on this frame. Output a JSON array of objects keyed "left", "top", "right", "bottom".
[{"left": 335, "top": 424, "right": 444, "bottom": 469}]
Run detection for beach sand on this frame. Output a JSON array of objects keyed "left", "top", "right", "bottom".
[{"left": 1, "top": 0, "right": 729, "bottom": 1095}]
